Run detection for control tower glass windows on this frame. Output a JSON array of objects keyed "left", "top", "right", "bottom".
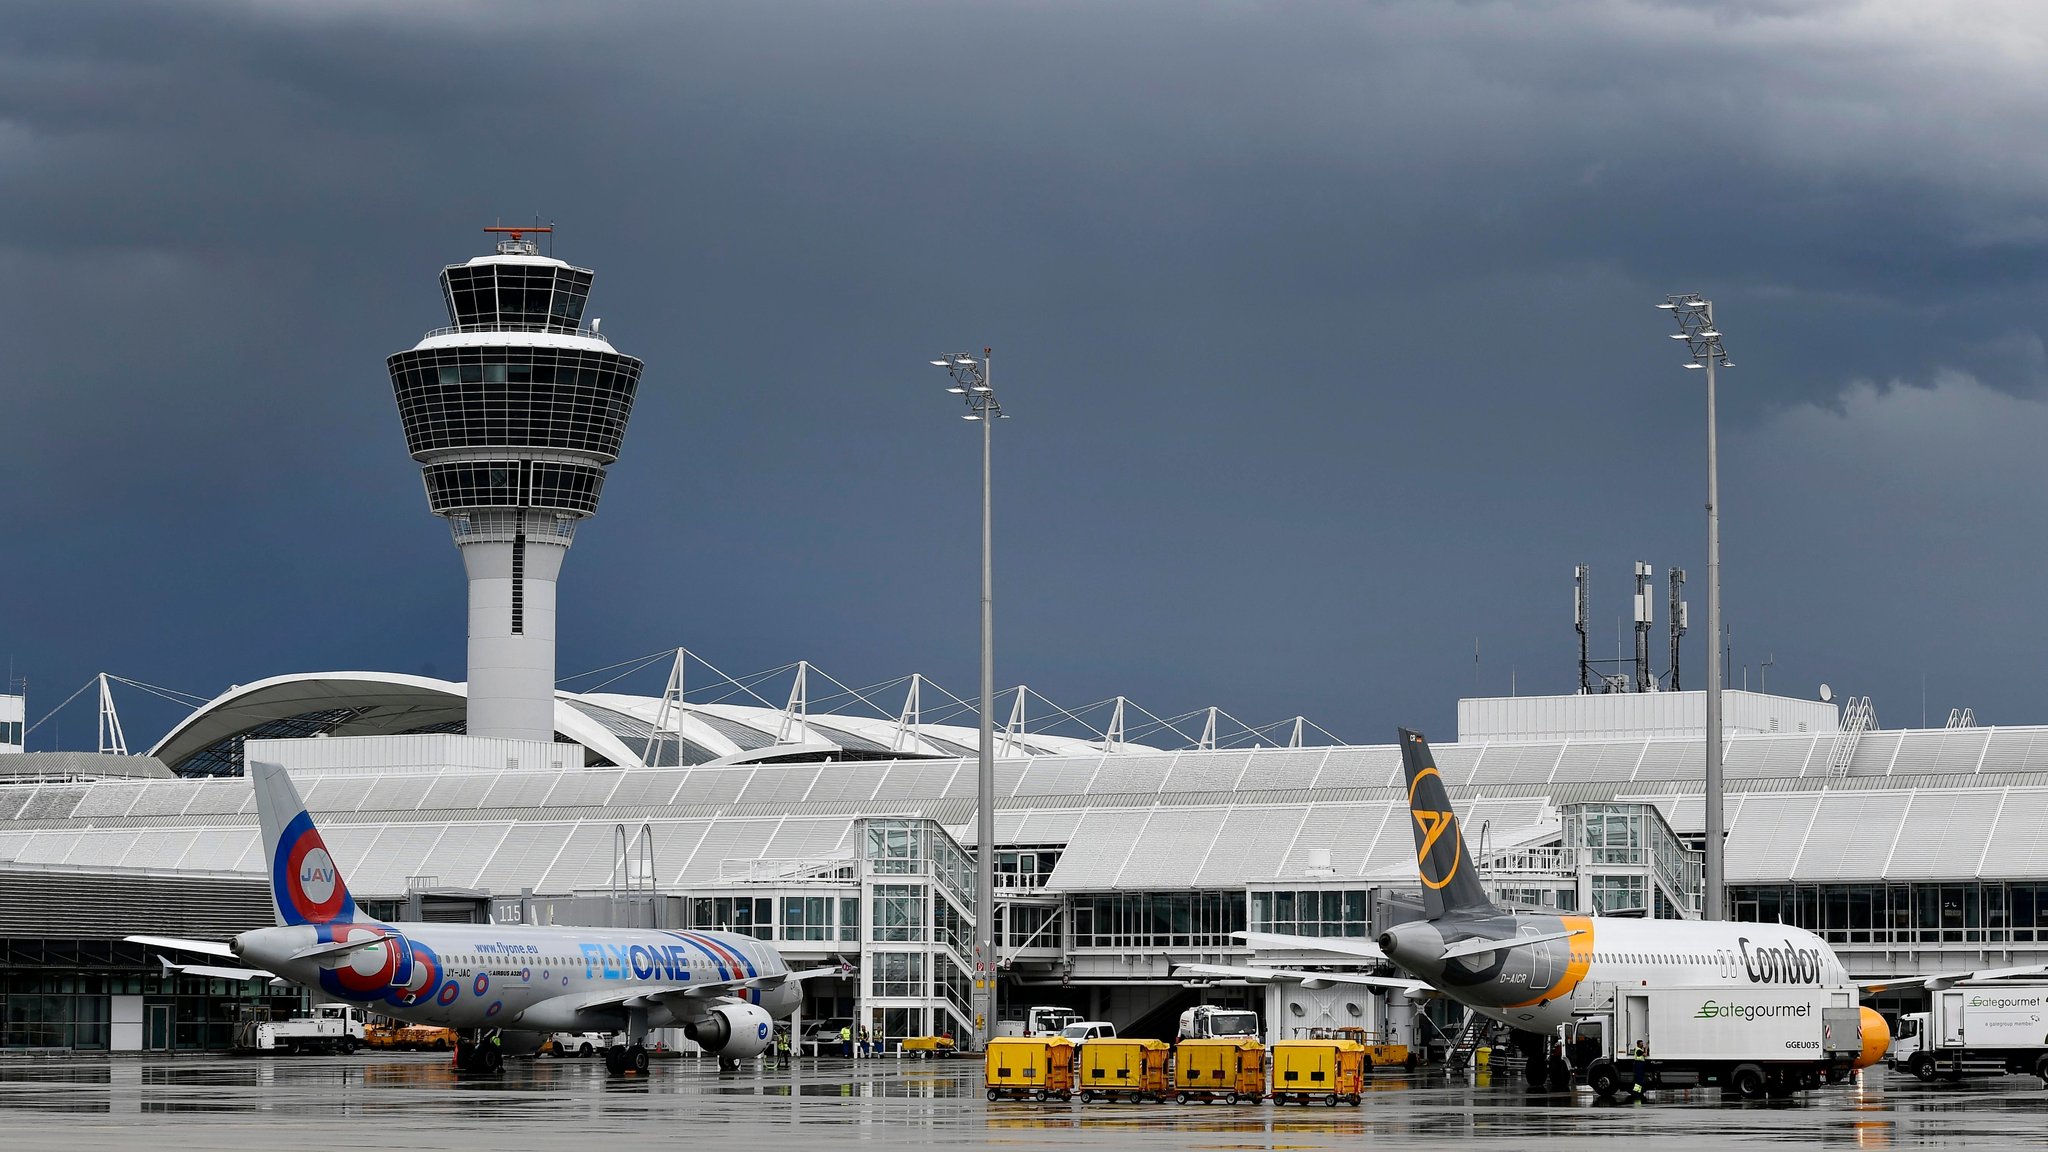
[
  {"left": 389, "top": 347, "right": 642, "bottom": 460},
  {"left": 439, "top": 264, "right": 594, "bottom": 332},
  {"left": 422, "top": 461, "right": 605, "bottom": 516}
]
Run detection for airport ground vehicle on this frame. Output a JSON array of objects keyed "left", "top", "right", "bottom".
[
  {"left": 1578, "top": 987, "right": 1868, "bottom": 1099},
  {"left": 1173, "top": 1036, "right": 1266, "bottom": 1103},
  {"left": 1077, "top": 1037, "right": 1169, "bottom": 1102},
  {"left": 364, "top": 1019, "right": 456, "bottom": 1051},
  {"left": 1178, "top": 1005, "right": 1260, "bottom": 1041},
  {"left": 802, "top": 1018, "right": 854, "bottom": 1055},
  {"left": 540, "top": 1031, "right": 616, "bottom": 1058},
  {"left": 234, "top": 1004, "right": 365, "bottom": 1054},
  {"left": 1271, "top": 1038, "right": 1366, "bottom": 1105},
  {"left": 1303, "top": 1026, "right": 1413, "bottom": 1071},
  {"left": 1889, "top": 984, "right": 2048, "bottom": 1082},
  {"left": 984, "top": 1036, "right": 1076, "bottom": 1101},
  {"left": 1061, "top": 1020, "right": 1116, "bottom": 1042},
  {"left": 901, "top": 1035, "right": 957, "bottom": 1059},
  {"left": 996, "top": 1006, "right": 1083, "bottom": 1038}
]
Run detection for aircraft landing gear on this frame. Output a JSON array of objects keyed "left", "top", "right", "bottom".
[
  {"left": 454, "top": 1030, "right": 505, "bottom": 1074},
  {"left": 606, "top": 1005, "right": 652, "bottom": 1076},
  {"left": 604, "top": 1044, "right": 649, "bottom": 1075}
]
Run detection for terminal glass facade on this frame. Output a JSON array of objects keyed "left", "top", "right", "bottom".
[
  {"left": 1070, "top": 891, "right": 1246, "bottom": 950},
  {"left": 1249, "top": 889, "right": 1372, "bottom": 938},
  {"left": 1731, "top": 882, "right": 2048, "bottom": 946}
]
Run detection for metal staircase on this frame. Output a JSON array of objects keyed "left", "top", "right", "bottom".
[{"left": 1824, "top": 696, "right": 1876, "bottom": 779}]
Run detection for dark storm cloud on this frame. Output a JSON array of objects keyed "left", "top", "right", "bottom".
[{"left": 3, "top": 1, "right": 2046, "bottom": 746}]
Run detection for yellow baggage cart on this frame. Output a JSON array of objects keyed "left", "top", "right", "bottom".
[
  {"left": 1173, "top": 1037, "right": 1266, "bottom": 1103},
  {"left": 984, "top": 1036, "right": 1077, "bottom": 1102},
  {"left": 1077, "top": 1037, "right": 1170, "bottom": 1102},
  {"left": 1272, "top": 1039, "right": 1366, "bottom": 1106}
]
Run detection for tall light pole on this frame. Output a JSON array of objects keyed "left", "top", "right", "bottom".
[
  {"left": 930, "top": 348, "right": 1002, "bottom": 1049},
  {"left": 1657, "top": 294, "right": 1731, "bottom": 920}
]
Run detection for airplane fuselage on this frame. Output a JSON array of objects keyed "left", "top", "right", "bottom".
[
  {"left": 233, "top": 921, "right": 798, "bottom": 1032},
  {"left": 1381, "top": 912, "right": 1849, "bottom": 1032}
]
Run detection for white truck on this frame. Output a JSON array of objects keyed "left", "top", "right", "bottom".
[
  {"left": 1577, "top": 986, "right": 1864, "bottom": 1099},
  {"left": 996, "top": 1006, "right": 1082, "bottom": 1038},
  {"left": 234, "top": 1004, "right": 366, "bottom": 1055},
  {"left": 1889, "top": 984, "right": 2048, "bottom": 1083},
  {"left": 1178, "top": 1005, "right": 1261, "bottom": 1041}
]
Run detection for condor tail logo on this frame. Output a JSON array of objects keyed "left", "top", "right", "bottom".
[
  {"left": 1411, "top": 807, "right": 1462, "bottom": 890},
  {"left": 1397, "top": 727, "right": 1495, "bottom": 919}
]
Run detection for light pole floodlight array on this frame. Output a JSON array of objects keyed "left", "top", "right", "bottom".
[
  {"left": 1656, "top": 291, "right": 1731, "bottom": 922},
  {"left": 925, "top": 346, "right": 1002, "bottom": 1053}
]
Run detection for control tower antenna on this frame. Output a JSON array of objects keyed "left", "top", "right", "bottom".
[
  {"left": 387, "top": 227, "right": 644, "bottom": 741},
  {"left": 1574, "top": 564, "right": 1591, "bottom": 694},
  {"left": 1668, "top": 567, "right": 1687, "bottom": 691}
]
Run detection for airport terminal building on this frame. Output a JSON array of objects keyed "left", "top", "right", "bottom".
[{"left": 1, "top": 675, "right": 2043, "bottom": 1051}]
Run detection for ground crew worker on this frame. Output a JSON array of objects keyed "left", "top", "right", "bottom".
[
  {"left": 774, "top": 1027, "right": 790, "bottom": 1067},
  {"left": 840, "top": 1024, "right": 852, "bottom": 1058},
  {"left": 858, "top": 1025, "right": 871, "bottom": 1058},
  {"left": 1631, "top": 1040, "right": 1648, "bottom": 1096}
]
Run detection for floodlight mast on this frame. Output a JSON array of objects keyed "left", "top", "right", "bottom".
[
  {"left": 1658, "top": 292, "right": 1731, "bottom": 920},
  {"left": 928, "top": 348, "right": 1003, "bottom": 1051}
]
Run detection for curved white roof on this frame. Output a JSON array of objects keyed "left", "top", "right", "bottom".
[{"left": 147, "top": 672, "right": 1154, "bottom": 777}]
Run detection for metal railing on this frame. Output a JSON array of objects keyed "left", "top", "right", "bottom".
[
  {"left": 421, "top": 322, "right": 613, "bottom": 342},
  {"left": 715, "top": 855, "right": 857, "bottom": 883}
]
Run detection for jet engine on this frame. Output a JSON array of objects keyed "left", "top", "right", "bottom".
[
  {"left": 1854, "top": 1005, "right": 1891, "bottom": 1070},
  {"left": 686, "top": 1002, "right": 774, "bottom": 1060}
]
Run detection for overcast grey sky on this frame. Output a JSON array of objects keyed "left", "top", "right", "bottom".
[{"left": 4, "top": 1, "right": 2046, "bottom": 748}]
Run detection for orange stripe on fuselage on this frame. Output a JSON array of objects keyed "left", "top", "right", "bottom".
[{"left": 1506, "top": 916, "right": 1593, "bottom": 1009}]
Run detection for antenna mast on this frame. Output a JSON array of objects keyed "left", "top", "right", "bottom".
[
  {"left": 1668, "top": 568, "right": 1688, "bottom": 691},
  {"left": 1633, "top": 562, "right": 1654, "bottom": 692},
  {"left": 1574, "top": 564, "right": 1591, "bottom": 694}
]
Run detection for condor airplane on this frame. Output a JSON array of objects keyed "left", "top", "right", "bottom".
[
  {"left": 1184, "top": 730, "right": 2040, "bottom": 1086},
  {"left": 132, "top": 762, "right": 831, "bottom": 1074}
]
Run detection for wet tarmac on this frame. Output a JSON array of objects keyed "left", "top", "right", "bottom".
[{"left": 0, "top": 1054, "right": 2038, "bottom": 1150}]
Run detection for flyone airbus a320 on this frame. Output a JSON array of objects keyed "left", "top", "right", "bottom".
[
  {"left": 1185, "top": 729, "right": 2042, "bottom": 1088},
  {"left": 134, "top": 762, "right": 835, "bottom": 1074}
]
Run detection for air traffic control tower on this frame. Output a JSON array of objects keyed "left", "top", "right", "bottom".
[{"left": 387, "top": 227, "right": 643, "bottom": 741}]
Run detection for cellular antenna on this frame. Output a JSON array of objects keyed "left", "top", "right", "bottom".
[{"left": 1574, "top": 564, "right": 1591, "bottom": 694}]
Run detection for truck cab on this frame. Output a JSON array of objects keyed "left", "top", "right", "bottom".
[
  {"left": 996, "top": 1006, "right": 1083, "bottom": 1039},
  {"left": 1178, "top": 1006, "right": 1261, "bottom": 1042}
]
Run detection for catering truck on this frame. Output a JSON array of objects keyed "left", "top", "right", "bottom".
[
  {"left": 1888, "top": 984, "right": 2048, "bottom": 1083},
  {"left": 1578, "top": 987, "right": 1865, "bottom": 1099}
]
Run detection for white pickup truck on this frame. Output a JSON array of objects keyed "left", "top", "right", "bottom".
[{"left": 234, "top": 1004, "right": 366, "bottom": 1055}]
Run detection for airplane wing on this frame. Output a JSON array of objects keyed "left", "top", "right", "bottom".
[
  {"left": 1439, "top": 928, "right": 1583, "bottom": 961},
  {"left": 788, "top": 965, "right": 856, "bottom": 982},
  {"left": 1233, "top": 931, "right": 1387, "bottom": 961},
  {"left": 1175, "top": 963, "right": 1433, "bottom": 998},
  {"left": 156, "top": 955, "right": 282, "bottom": 984},
  {"left": 1860, "top": 962, "right": 2048, "bottom": 994},
  {"left": 126, "top": 934, "right": 237, "bottom": 959}
]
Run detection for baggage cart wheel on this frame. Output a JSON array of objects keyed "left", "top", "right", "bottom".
[
  {"left": 986, "top": 1088, "right": 998, "bottom": 1102},
  {"left": 1031, "top": 1089, "right": 1047, "bottom": 1102},
  {"left": 1176, "top": 1091, "right": 1189, "bottom": 1104}
]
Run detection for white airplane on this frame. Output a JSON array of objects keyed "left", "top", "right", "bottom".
[
  {"left": 1182, "top": 729, "right": 2045, "bottom": 1087},
  {"left": 133, "top": 761, "right": 835, "bottom": 1074}
]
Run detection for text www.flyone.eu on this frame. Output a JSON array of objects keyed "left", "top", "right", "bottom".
[{"left": 1694, "top": 1001, "right": 1814, "bottom": 1021}]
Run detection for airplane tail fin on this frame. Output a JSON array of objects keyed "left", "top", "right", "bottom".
[
  {"left": 1397, "top": 728, "right": 1496, "bottom": 920},
  {"left": 251, "top": 761, "right": 361, "bottom": 927}
]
